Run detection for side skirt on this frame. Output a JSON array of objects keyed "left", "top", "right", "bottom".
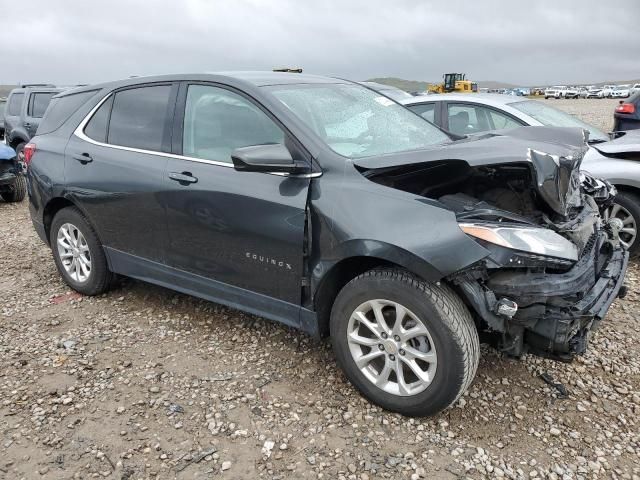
[{"left": 104, "top": 247, "right": 319, "bottom": 336}]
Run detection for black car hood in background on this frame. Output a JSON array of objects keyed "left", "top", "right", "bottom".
[{"left": 354, "top": 127, "right": 589, "bottom": 218}]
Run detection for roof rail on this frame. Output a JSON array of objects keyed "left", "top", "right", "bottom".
[
  {"left": 18, "top": 83, "right": 57, "bottom": 88},
  {"left": 272, "top": 68, "right": 303, "bottom": 73}
]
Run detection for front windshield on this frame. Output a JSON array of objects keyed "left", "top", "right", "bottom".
[
  {"left": 267, "top": 83, "right": 450, "bottom": 158},
  {"left": 508, "top": 100, "right": 609, "bottom": 142}
]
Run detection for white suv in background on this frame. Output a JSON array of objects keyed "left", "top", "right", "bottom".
[
  {"left": 600, "top": 85, "right": 615, "bottom": 98},
  {"left": 632, "top": 84, "right": 640, "bottom": 95},
  {"left": 544, "top": 86, "right": 566, "bottom": 98}
]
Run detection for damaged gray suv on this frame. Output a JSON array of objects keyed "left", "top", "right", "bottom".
[{"left": 27, "top": 73, "right": 628, "bottom": 416}]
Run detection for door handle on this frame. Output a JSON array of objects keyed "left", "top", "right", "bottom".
[
  {"left": 23, "top": 122, "right": 31, "bottom": 128},
  {"left": 73, "top": 153, "right": 93, "bottom": 164},
  {"left": 169, "top": 171, "right": 198, "bottom": 184}
]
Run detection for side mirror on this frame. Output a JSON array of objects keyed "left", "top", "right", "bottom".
[{"left": 231, "top": 144, "right": 305, "bottom": 174}]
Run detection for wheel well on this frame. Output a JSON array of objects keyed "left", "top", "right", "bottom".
[
  {"left": 615, "top": 184, "right": 640, "bottom": 197},
  {"left": 43, "top": 198, "right": 76, "bottom": 243},
  {"left": 9, "top": 137, "right": 24, "bottom": 150},
  {"left": 313, "top": 257, "right": 405, "bottom": 337}
]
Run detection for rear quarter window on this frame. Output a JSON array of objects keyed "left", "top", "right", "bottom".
[{"left": 38, "top": 90, "right": 100, "bottom": 135}]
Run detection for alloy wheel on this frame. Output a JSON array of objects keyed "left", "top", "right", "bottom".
[
  {"left": 603, "top": 203, "right": 637, "bottom": 250},
  {"left": 346, "top": 299, "right": 438, "bottom": 397},
  {"left": 56, "top": 223, "right": 92, "bottom": 283}
]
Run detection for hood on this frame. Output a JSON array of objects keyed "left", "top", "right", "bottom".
[
  {"left": 0, "top": 144, "right": 16, "bottom": 161},
  {"left": 592, "top": 129, "right": 640, "bottom": 156},
  {"left": 354, "top": 127, "right": 589, "bottom": 218}
]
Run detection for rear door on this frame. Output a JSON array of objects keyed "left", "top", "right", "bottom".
[
  {"left": 64, "top": 83, "right": 178, "bottom": 263},
  {"left": 163, "top": 82, "right": 311, "bottom": 305}
]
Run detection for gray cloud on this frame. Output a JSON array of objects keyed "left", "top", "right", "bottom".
[{"left": 1, "top": 0, "right": 639, "bottom": 86}]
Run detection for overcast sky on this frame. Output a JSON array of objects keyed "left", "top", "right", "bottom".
[{"left": 1, "top": 0, "right": 639, "bottom": 86}]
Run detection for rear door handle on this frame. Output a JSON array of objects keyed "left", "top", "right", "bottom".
[
  {"left": 23, "top": 122, "right": 31, "bottom": 128},
  {"left": 168, "top": 171, "right": 198, "bottom": 184},
  {"left": 73, "top": 153, "right": 93, "bottom": 164}
]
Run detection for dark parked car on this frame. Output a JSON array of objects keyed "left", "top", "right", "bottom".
[
  {"left": 614, "top": 91, "right": 640, "bottom": 132},
  {"left": 27, "top": 73, "right": 627, "bottom": 416},
  {"left": 0, "top": 97, "right": 6, "bottom": 139},
  {"left": 0, "top": 144, "right": 26, "bottom": 202},
  {"left": 3, "top": 84, "right": 64, "bottom": 162}
]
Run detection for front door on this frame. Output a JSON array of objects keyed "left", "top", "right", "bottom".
[
  {"left": 163, "top": 83, "right": 311, "bottom": 305},
  {"left": 64, "top": 83, "right": 177, "bottom": 263}
]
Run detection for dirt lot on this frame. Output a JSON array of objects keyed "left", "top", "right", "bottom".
[{"left": 1, "top": 99, "right": 639, "bottom": 480}]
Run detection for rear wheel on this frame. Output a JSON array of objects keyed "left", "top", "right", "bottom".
[
  {"left": 604, "top": 191, "right": 640, "bottom": 257},
  {"left": 1, "top": 174, "right": 26, "bottom": 202},
  {"left": 330, "top": 269, "right": 479, "bottom": 417},
  {"left": 50, "top": 207, "right": 114, "bottom": 295}
]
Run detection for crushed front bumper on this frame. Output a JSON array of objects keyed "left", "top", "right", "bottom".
[{"left": 456, "top": 238, "right": 628, "bottom": 361}]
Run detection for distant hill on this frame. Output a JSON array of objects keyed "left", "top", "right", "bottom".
[
  {"left": 0, "top": 85, "right": 17, "bottom": 97},
  {"left": 592, "top": 79, "right": 640, "bottom": 87},
  {"left": 367, "top": 77, "right": 518, "bottom": 92}
]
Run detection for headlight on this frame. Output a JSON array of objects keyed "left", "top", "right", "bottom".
[{"left": 459, "top": 223, "right": 578, "bottom": 262}]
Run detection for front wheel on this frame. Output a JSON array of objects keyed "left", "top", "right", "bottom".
[
  {"left": 604, "top": 191, "right": 640, "bottom": 257},
  {"left": 330, "top": 269, "right": 480, "bottom": 417}
]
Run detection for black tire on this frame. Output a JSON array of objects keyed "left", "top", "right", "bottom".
[
  {"left": 330, "top": 269, "right": 480, "bottom": 417},
  {"left": 50, "top": 206, "right": 114, "bottom": 295},
  {"left": 611, "top": 191, "right": 640, "bottom": 257},
  {"left": 0, "top": 174, "right": 26, "bottom": 202}
]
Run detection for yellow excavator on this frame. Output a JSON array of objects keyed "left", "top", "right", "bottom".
[{"left": 428, "top": 73, "right": 477, "bottom": 94}]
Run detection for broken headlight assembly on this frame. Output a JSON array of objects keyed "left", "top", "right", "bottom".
[{"left": 459, "top": 223, "right": 578, "bottom": 268}]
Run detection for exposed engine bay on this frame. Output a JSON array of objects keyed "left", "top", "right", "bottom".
[{"left": 358, "top": 129, "right": 629, "bottom": 361}]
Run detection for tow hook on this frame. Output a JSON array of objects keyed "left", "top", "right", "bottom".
[
  {"left": 496, "top": 298, "right": 518, "bottom": 318},
  {"left": 618, "top": 285, "right": 628, "bottom": 299}
]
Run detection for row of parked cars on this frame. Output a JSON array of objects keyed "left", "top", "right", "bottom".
[
  {"left": 1, "top": 73, "right": 638, "bottom": 416},
  {"left": 544, "top": 84, "right": 640, "bottom": 99}
]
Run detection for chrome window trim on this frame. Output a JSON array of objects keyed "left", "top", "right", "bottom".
[{"left": 73, "top": 91, "right": 321, "bottom": 178}]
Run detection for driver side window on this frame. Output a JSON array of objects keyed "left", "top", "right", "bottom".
[{"left": 183, "top": 85, "right": 284, "bottom": 163}]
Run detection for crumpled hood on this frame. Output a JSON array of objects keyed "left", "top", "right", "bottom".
[{"left": 354, "top": 126, "right": 589, "bottom": 217}]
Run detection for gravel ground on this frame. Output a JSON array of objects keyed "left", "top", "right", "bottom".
[{"left": 1, "top": 100, "right": 639, "bottom": 480}]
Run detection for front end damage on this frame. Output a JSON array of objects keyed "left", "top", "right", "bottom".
[{"left": 359, "top": 127, "right": 629, "bottom": 361}]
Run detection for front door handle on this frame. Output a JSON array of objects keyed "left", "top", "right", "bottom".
[
  {"left": 23, "top": 122, "right": 31, "bottom": 128},
  {"left": 73, "top": 153, "right": 93, "bottom": 164},
  {"left": 169, "top": 171, "right": 198, "bottom": 184}
]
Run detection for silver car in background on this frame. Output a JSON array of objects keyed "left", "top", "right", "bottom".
[{"left": 401, "top": 93, "right": 640, "bottom": 255}]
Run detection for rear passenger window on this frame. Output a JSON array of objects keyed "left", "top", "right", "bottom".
[
  {"left": 7, "top": 93, "right": 24, "bottom": 116},
  {"left": 28, "top": 92, "right": 56, "bottom": 118},
  {"left": 107, "top": 85, "right": 172, "bottom": 151},
  {"left": 84, "top": 95, "right": 114, "bottom": 143},
  {"left": 183, "top": 85, "right": 284, "bottom": 163}
]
